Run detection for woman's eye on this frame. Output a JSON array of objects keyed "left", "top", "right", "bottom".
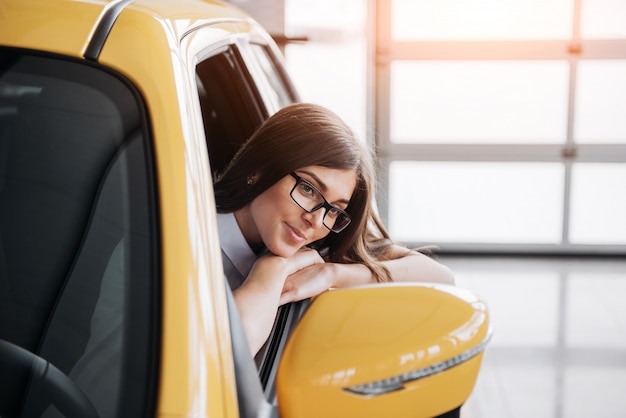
[
  {"left": 327, "top": 207, "right": 341, "bottom": 218},
  {"left": 299, "top": 182, "right": 315, "bottom": 196}
]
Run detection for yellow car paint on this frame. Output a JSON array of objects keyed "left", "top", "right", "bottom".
[{"left": 277, "top": 283, "right": 491, "bottom": 418}]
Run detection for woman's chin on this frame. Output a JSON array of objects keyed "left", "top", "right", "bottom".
[{"left": 267, "top": 241, "right": 301, "bottom": 258}]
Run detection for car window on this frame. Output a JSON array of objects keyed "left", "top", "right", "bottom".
[
  {"left": 194, "top": 39, "right": 302, "bottom": 404},
  {"left": 239, "top": 42, "right": 297, "bottom": 113},
  {"left": 196, "top": 45, "right": 267, "bottom": 179},
  {"left": 196, "top": 42, "right": 298, "bottom": 181},
  {"left": 0, "top": 50, "right": 159, "bottom": 418}
]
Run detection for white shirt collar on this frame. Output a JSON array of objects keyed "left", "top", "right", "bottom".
[{"left": 216, "top": 212, "right": 257, "bottom": 280}]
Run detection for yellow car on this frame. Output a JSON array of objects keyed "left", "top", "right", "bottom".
[{"left": 0, "top": 1, "right": 491, "bottom": 417}]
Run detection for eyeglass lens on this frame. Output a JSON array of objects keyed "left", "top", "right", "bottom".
[{"left": 291, "top": 178, "right": 351, "bottom": 232}]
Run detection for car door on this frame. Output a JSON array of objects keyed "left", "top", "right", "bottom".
[
  {"left": 191, "top": 33, "right": 307, "bottom": 405},
  {"left": 0, "top": 49, "right": 160, "bottom": 418}
]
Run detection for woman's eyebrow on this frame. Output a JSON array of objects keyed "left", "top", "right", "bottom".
[
  {"left": 298, "top": 169, "right": 328, "bottom": 191},
  {"left": 297, "top": 170, "right": 351, "bottom": 205}
]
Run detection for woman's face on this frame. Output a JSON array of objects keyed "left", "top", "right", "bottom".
[{"left": 237, "top": 165, "right": 358, "bottom": 257}]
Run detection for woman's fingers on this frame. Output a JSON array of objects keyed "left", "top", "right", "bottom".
[{"left": 280, "top": 263, "right": 334, "bottom": 304}]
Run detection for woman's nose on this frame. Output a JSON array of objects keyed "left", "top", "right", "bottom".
[{"left": 302, "top": 208, "right": 325, "bottom": 229}]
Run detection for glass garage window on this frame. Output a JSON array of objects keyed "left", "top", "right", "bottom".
[
  {"left": 390, "top": 61, "right": 570, "bottom": 144},
  {"left": 371, "top": 0, "right": 626, "bottom": 252},
  {"left": 285, "top": 0, "right": 367, "bottom": 140},
  {"left": 581, "top": 0, "right": 626, "bottom": 39},
  {"left": 392, "top": 0, "right": 573, "bottom": 41},
  {"left": 574, "top": 61, "right": 626, "bottom": 144},
  {"left": 569, "top": 163, "right": 626, "bottom": 245},
  {"left": 388, "top": 161, "right": 565, "bottom": 243}
]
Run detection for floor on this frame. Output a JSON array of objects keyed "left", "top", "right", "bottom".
[{"left": 437, "top": 255, "right": 626, "bottom": 418}]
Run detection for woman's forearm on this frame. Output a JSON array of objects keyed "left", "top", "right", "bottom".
[
  {"left": 378, "top": 252, "right": 455, "bottom": 284},
  {"left": 233, "top": 278, "right": 283, "bottom": 355},
  {"left": 234, "top": 248, "right": 326, "bottom": 355},
  {"left": 332, "top": 248, "right": 455, "bottom": 288},
  {"left": 232, "top": 257, "right": 288, "bottom": 355}
]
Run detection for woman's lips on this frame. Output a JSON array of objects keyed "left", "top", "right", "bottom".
[{"left": 285, "top": 222, "right": 306, "bottom": 244}]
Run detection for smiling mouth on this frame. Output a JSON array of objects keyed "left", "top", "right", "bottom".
[{"left": 286, "top": 223, "right": 306, "bottom": 242}]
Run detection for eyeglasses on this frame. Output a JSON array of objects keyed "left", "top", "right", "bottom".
[{"left": 289, "top": 173, "right": 352, "bottom": 233}]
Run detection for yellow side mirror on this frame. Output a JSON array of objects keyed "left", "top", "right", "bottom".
[{"left": 277, "top": 283, "right": 492, "bottom": 418}]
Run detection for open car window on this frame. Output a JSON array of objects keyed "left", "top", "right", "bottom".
[
  {"left": 194, "top": 39, "right": 301, "bottom": 403},
  {"left": 238, "top": 42, "right": 297, "bottom": 114},
  {"left": 0, "top": 50, "right": 159, "bottom": 418},
  {"left": 196, "top": 45, "right": 266, "bottom": 180}
]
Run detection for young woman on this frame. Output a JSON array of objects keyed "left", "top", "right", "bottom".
[{"left": 213, "top": 102, "right": 454, "bottom": 354}]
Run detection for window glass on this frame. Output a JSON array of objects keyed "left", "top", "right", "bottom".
[
  {"left": 574, "top": 60, "right": 626, "bottom": 144},
  {"left": 390, "top": 61, "right": 570, "bottom": 144},
  {"left": 284, "top": 0, "right": 367, "bottom": 141},
  {"left": 196, "top": 46, "right": 266, "bottom": 178},
  {"left": 581, "top": 0, "right": 626, "bottom": 39},
  {"left": 0, "top": 50, "right": 157, "bottom": 418},
  {"left": 392, "top": 0, "right": 573, "bottom": 41},
  {"left": 388, "top": 161, "right": 564, "bottom": 243},
  {"left": 569, "top": 163, "right": 626, "bottom": 244},
  {"left": 242, "top": 43, "right": 295, "bottom": 113}
]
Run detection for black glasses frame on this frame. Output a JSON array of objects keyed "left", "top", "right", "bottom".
[{"left": 289, "top": 173, "right": 352, "bottom": 233}]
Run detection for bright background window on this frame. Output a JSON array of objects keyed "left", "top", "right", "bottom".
[
  {"left": 388, "top": 162, "right": 564, "bottom": 243},
  {"left": 242, "top": 0, "right": 626, "bottom": 254},
  {"left": 391, "top": 0, "right": 573, "bottom": 40},
  {"left": 390, "top": 61, "right": 570, "bottom": 143}
]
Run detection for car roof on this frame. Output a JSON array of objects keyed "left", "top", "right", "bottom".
[{"left": 0, "top": 0, "right": 252, "bottom": 59}]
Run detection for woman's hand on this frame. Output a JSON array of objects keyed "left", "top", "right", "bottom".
[
  {"left": 280, "top": 262, "right": 336, "bottom": 304},
  {"left": 245, "top": 247, "right": 324, "bottom": 290},
  {"left": 281, "top": 260, "right": 379, "bottom": 304},
  {"left": 232, "top": 247, "right": 324, "bottom": 355}
]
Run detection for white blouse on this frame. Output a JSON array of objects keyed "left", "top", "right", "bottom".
[{"left": 216, "top": 212, "right": 257, "bottom": 290}]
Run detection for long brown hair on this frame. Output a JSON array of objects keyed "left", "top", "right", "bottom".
[{"left": 214, "top": 103, "right": 393, "bottom": 281}]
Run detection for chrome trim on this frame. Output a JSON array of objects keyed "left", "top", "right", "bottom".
[{"left": 343, "top": 328, "right": 493, "bottom": 398}]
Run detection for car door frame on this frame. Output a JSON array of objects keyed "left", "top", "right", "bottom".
[{"left": 181, "top": 20, "right": 307, "bottom": 410}]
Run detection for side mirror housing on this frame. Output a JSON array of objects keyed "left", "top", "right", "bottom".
[{"left": 277, "top": 283, "right": 491, "bottom": 418}]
